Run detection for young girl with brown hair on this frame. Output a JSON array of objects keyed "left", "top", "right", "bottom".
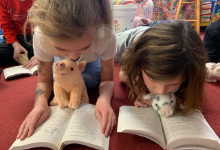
[{"left": 117, "top": 20, "right": 208, "bottom": 115}]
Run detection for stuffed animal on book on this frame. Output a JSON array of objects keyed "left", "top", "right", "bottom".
[
  {"left": 206, "top": 62, "right": 220, "bottom": 82},
  {"left": 50, "top": 59, "right": 89, "bottom": 109},
  {"left": 143, "top": 93, "right": 176, "bottom": 117}
]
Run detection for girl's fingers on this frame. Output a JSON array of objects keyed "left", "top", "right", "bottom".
[
  {"left": 101, "top": 111, "right": 108, "bottom": 134},
  {"left": 134, "top": 99, "right": 148, "bottom": 107},
  {"left": 35, "top": 111, "right": 48, "bottom": 128},
  {"left": 23, "top": 63, "right": 32, "bottom": 69},
  {"left": 104, "top": 113, "right": 111, "bottom": 137},
  {"left": 110, "top": 115, "right": 116, "bottom": 135},
  {"left": 134, "top": 100, "right": 140, "bottom": 107},
  {"left": 13, "top": 55, "right": 20, "bottom": 63},
  {"left": 20, "top": 117, "right": 32, "bottom": 140},
  {"left": 26, "top": 115, "right": 41, "bottom": 138},
  {"left": 95, "top": 111, "right": 103, "bottom": 133},
  {"left": 141, "top": 98, "right": 152, "bottom": 106},
  {"left": 17, "top": 118, "right": 28, "bottom": 139}
]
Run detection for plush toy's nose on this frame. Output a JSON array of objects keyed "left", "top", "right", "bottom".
[{"left": 54, "top": 62, "right": 66, "bottom": 71}]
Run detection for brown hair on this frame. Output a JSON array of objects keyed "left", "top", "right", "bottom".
[
  {"left": 24, "top": 0, "right": 113, "bottom": 41},
  {"left": 120, "top": 20, "right": 208, "bottom": 115}
]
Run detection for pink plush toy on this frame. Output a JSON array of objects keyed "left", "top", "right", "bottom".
[
  {"left": 50, "top": 59, "right": 89, "bottom": 109},
  {"left": 206, "top": 62, "right": 220, "bottom": 82}
]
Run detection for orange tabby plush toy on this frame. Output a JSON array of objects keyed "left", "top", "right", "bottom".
[{"left": 50, "top": 59, "right": 89, "bottom": 109}]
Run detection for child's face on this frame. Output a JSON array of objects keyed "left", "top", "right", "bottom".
[
  {"left": 142, "top": 69, "right": 182, "bottom": 95},
  {"left": 49, "top": 31, "right": 93, "bottom": 61}
]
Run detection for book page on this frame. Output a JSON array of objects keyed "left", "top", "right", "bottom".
[
  {"left": 161, "top": 111, "right": 220, "bottom": 149},
  {"left": 30, "top": 65, "right": 38, "bottom": 75},
  {"left": 10, "top": 106, "right": 73, "bottom": 150},
  {"left": 117, "top": 106, "right": 166, "bottom": 148},
  {"left": 61, "top": 103, "right": 109, "bottom": 150},
  {"left": 4, "top": 65, "right": 32, "bottom": 79}
]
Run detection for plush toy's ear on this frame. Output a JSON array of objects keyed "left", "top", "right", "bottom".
[{"left": 77, "top": 61, "right": 87, "bottom": 73}]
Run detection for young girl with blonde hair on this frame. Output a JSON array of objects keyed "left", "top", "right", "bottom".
[
  {"left": 117, "top": 20, "right": 208, "bottom": 115},
  {"left": 17, "top": 0, "right": 116, "bottom": 139}
]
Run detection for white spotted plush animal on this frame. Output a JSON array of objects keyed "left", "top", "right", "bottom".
[{"left": 143, "top": 93, "right": 176, "bottom": 117}]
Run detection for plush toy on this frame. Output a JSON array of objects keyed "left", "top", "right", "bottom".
[
  {"left": 18, "top": 52, "right": 29, "bottom": 65},
  {"left": 50, "top": 59, "right": 89, "bottom": 109},
  {"left": 206, "top": 62, "right": 220, "bottom": 82},
  {"left": 143, "top": 93, "right": 176, "bottom": 117}
]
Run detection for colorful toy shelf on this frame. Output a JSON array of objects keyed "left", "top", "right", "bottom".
[
  {"left": 200, "top": 0, "right": 212, "bottom": 26},
  {"left": 210, "top": 1, "right": 220, "bottom": 23},
  {"left": 200, "top": 22, "right": 210, "bottom": 26},
  {"left": 200, "top": 0, "right": 220, "bottom": 26}
]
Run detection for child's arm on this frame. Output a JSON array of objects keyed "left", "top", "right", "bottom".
[
  {"left": 119, "top": 70, "right": 151, "bottom": 107},
  {"left": 143, "top": 0, "right": 154, "bottom": 25},
  {"left": 23, "top": 56, "right": 38, "bottom": 69},
  {"left": 16, "top": 59, "right": 53, "bottom": 140},
  {"left": 134, "top": 86, "right": 151, "bottom": 107},
  {"left": 95, "top": 57, "right": 116, "bottom": 137}
]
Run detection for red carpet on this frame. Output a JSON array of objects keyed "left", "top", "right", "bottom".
[{"left": 0, "top": 62, "right": 220, "bottom": 150}]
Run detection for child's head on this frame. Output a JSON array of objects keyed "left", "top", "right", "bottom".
[
  {"left": 25, "top": 0, "right": 113, "bottom": 41},
  {"left": 120, "top": 20, "right": 208, "bottom": 115}
]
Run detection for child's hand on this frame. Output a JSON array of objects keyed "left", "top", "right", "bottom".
[
  {"left": 134, "top": 93, "right": 151, "bottom": 108},
  {"left": 141, "top": 18, "right": 148, "bottom": 25},
  {"left": 95, "top": 98, "right": 116, "bottom": 137},
  {"left": 23, "top": 56, "right": 38, "bottom": 69},
  {"left": 16, "top": 101, "right": 49, "bottom": 140},
  {"left": 12, "top": 42, "right": 28, "bottom": 63}
]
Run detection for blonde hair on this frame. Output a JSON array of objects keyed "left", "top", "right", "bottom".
[
  {"left": 24, "top": 0, "right": 113, "bottom": 41},
  {"left": 120, "top": 20, "right": 208, "bottom": 115}
]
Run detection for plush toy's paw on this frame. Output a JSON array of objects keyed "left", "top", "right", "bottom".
[
  {"left": 57, "top": 99, "right": 69, "bottom": 108},
  {"left": 50, "top": 97, "right": 58, "bottom": 106},
  {"left": 159, "top": 105, "right": 174, "bottom": 117},
  {"left": 68, "top": 100, "right": 80, "bottom": 109},
  {"left": 51, "top": 97, "right": 69, "bottom": 108}
]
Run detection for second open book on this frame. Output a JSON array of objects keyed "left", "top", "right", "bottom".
[
  {"left": 4, "top": 65, "right": 38, "bottom": 80},
  {"left": 117, "top": 106, "right": 220, "bottom": 150}
]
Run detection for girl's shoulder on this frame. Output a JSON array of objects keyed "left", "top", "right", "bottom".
[
  {"left": 33, "top": 27, "right": 59, "bottom": 57},
  {"left": 33, "top": 27, "right": 51, "bottom": 48},
  {"left": 96, "top": 29, "right": 116, "bottom": 45},
  {"left": 34, "top": 27, "right": 46, "bottom": 41},
  {"left": 117, "top": 26, "right": 150, "bottom": 38}
]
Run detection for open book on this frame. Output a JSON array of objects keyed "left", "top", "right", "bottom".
[
  {"left": 117, "top": 106, "right": 220, "bottom": 150},
  {"left": 10, "top": 103, "right": 109, "bottom": 150},
  {"left": 4, "top": 65, "right": 38, "bottom": 80}
]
